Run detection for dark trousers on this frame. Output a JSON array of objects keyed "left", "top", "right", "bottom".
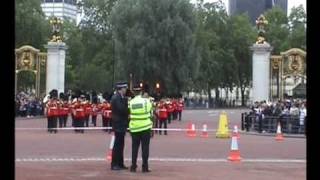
[
  {"left": 111, "top": 131, "right": 126, "bottom": 168},
  {"left": 178, "top": 111, "right": 182, "bottom": 121},
  {"left": 153, "top": 116, "right": 159, "bottom": 134},
  {"left": 91, "top": 115, "right": 97, "bottom": 126},
  {"left": 168, "top": 113, "right": 172, "bottom": 124},
  {"left": 74, "top": 118, "right": 84, "bottom": 133},
  {"left": 103, "top": 117, "right": 112, "bottom": 133},
  {"left": 47, "top": 116, "right": 57, "bottom": 133},
  {"left": 58, "top": 116, "right": 64, "bottom": 128},
  {"left": 159, "top": 119, "right": 167, "bottom": 135},
  {"left": 131, "top": 129, "right": 151, "bottom": 169},
  {"left": 85, "top": 115, "right": 90, "bottom": 127},
  {"left": 173, "top": 111, "right": 178, "bottom": 120},
  {"left": 63, "top": 115, "right": 68, "bottom": 127}
]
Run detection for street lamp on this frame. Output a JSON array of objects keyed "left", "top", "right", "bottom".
[
  {"left": 140, "top": 82, "right": 143, "bottom": 88},
  {"left": 129, "top": 73, "right": 133, "bottom": 90},
  {"left": 156, "top": 83, "right": 160, "bottom": 89}
]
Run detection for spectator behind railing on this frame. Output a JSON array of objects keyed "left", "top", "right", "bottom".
[
  {"left": 242, "top": 99, "right": 306, "bottom": 134},
  {"left": 15, "top": 91, "right": 44, "bottom": 118}
]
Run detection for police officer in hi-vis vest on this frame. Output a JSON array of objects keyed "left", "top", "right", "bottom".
[{"left": 129, "top": 84, "right": 153, "bottom": 173}]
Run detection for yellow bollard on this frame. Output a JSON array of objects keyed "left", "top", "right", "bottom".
[{"left": 216, "top": 111, "right": 231, "bottom": 138}]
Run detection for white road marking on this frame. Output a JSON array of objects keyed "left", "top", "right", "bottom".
[{"left": 15, "top": 157, "right": 306, "bottom": 163}]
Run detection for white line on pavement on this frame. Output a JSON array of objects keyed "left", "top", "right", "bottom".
[{"left": 15, "top": 157, "right": 306, "bottom": 163}]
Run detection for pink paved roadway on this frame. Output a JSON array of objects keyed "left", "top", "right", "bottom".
[{"left": 15, "top": 109, "right": 306, "bottom": 180}]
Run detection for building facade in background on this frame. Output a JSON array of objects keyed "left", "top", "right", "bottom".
[
  {"left": 229, "top": 0, "right": 287, "bottom": 24},
  {"left": 41, "top": 0, "right": 78, "bottom": 23}
]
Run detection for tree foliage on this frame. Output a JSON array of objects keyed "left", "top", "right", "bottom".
[
  {"left": 15, "top": 0, "right": 307, "bottom": 99},
  {"left": 15, "top": 0, "right": 50, "bottom": 49},
  {"left": 111, "top": 0, "right": 197, "bottom": 94}
]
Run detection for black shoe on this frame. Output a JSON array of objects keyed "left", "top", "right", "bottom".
[
  {"left": 130, "top": 166, "right": 136, "bottom": 172},
  {"left": 120, "top": 165, "right": 128, "bottom": 170},
  {"left": 111, "top": 166, "right": 122, "bottom": 170},
  {"left": 142, "top": 168, "right": 151, "bottom": 173}
]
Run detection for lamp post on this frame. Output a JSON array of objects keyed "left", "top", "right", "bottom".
[
  {"left": 112, "top": 38, "right": 115, "bottom": 90},
  {"left": 129, "top": 73, "right": 133, "bottom": 91}
]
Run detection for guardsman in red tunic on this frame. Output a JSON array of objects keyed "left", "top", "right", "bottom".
[
  {"left": 165, "top": 99, "right": 174, "bottom": 124},
  {"left": 58, "top": 93, "right": 65, "bottom": 128},
  {"left": 102, "top": 100, "right": 112, "bottom": 133},
  {"left": 91, "top": 102, "right": 99, "bottom": 127},
  {"left": 74, "top": 95, "right": 86, "bottom": 133},
  {"left": 61, "top": 96, "right": 70, "bottom": 127},
  {"left": 157, "top": 101, "right": 168, "bottom": 135},
  {"left": 70, "top": 97, "right": 76, "bottom": 127},
  {"left": 172, "top": 98, "right": 178, "bottom": 121},
  {"left": 84, "top": 97, "right": 92, "bottom": 127},
  {"left": 177, "top": 98, "right": 184, "bottom": 121},
  {"left": 45, "top": 89, "right": 59, "bottom": 133}
]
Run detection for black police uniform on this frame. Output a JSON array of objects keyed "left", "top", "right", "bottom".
[{"left": 110, "top": 82, "right": 129, "bottom": 170}]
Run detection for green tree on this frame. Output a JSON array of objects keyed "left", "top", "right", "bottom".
[
  {"left": 111, "top": 0, "right": 197, "bottom": 94},
  {"left": 62, "top": 0, "right": 117, "bottom": 92},
  {"left": 264, "top": 6, "right": 290, "bottom": 54},
  {"left": 194, "top": 0, "right": 236, "bottom": 105},
  {"left": 288, "top": 5, "right": 306, "bottom": 50},
  {"left": 15, "top": 0, "right": 50, "bottom": 49},
  {"left": 229, "top": 13, "right": 255, "bottom": 106}
]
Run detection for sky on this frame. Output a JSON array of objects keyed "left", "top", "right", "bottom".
[{"left": 190, "top": 0, "right": 306, "bottom": 16}]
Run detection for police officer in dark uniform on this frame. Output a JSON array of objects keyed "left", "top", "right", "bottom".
[{"left": 110, "top": 82, "right": 129, "bottom": 170}]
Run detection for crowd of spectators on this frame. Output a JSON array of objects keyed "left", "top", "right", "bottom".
[
  {"left": 15, "top": 91, "right": 44, "bottom": 117},
  {"left": 245, "top": 98, "right": 307, "bottom": 134}
]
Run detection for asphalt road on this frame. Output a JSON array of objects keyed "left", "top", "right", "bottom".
[{"left": 15, "top": 109, "right": 306, "bottom": 180}]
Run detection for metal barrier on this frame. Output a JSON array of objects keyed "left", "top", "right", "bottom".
[{"left": 241, "top": 113, "right": 305, "bottom": 134}]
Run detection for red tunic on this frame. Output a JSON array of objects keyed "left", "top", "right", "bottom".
[
  {"left": 74, "top": 101, "right": 85, "bottom": 119},
  {"left": 47, "top": 99, "right": 59, "bottom": 117},
  {"left": 102, "top": 102, "right": 112, "bottom": 119}
]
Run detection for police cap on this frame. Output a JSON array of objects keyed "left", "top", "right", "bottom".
[{"left": 115, "top": 82, "right": 128, "bottom": 90}]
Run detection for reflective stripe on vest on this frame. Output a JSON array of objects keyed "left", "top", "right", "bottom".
[
  {"left": 129, "top": 122, "right": 153, "bottom": 132},
  {"left": 130, "top": 113, "right": 151, "bottom": 120}
]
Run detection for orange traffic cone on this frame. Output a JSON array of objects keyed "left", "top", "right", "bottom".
[
  {"left": 186, "top": 122, "right": 191, "bottom": 137},
  {"left": 201, "top": 124, "right": 209, "bottom": 138},
  {"left": 232, "top": 125, "right": 240, "bottom": 139},
  {"left": 275, "top": 122, "right": 284, "bottom": 141},
  {"left": 106, "top": 133, "right": 115, "bottom": 161},
  {"left": 187, "top": 123, "right": 196, "bottom": 137},
  {"left": 227, "top": 132, "right": 241, "bottom": 162}
]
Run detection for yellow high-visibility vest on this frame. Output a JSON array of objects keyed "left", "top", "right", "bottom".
[{"left": 129, "top": 95, "right": 153, "bottom": 133}]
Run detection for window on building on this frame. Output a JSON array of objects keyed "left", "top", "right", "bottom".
[
  {"left": 55, "top": 0, "right": 63, "bottom": 2},
  {"left": 64, "top": 0, "right": 76, "bottom": 5},
  {"left": 45, "top": 0, "right": 54, "bottom": 2}
]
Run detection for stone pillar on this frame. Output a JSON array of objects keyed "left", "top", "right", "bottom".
[
  {"left": 250, "top": 43, "right": 273, "bottom": 102},
  {"left": 45, "top": 42, "right": 67, "bottom": 95}
]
